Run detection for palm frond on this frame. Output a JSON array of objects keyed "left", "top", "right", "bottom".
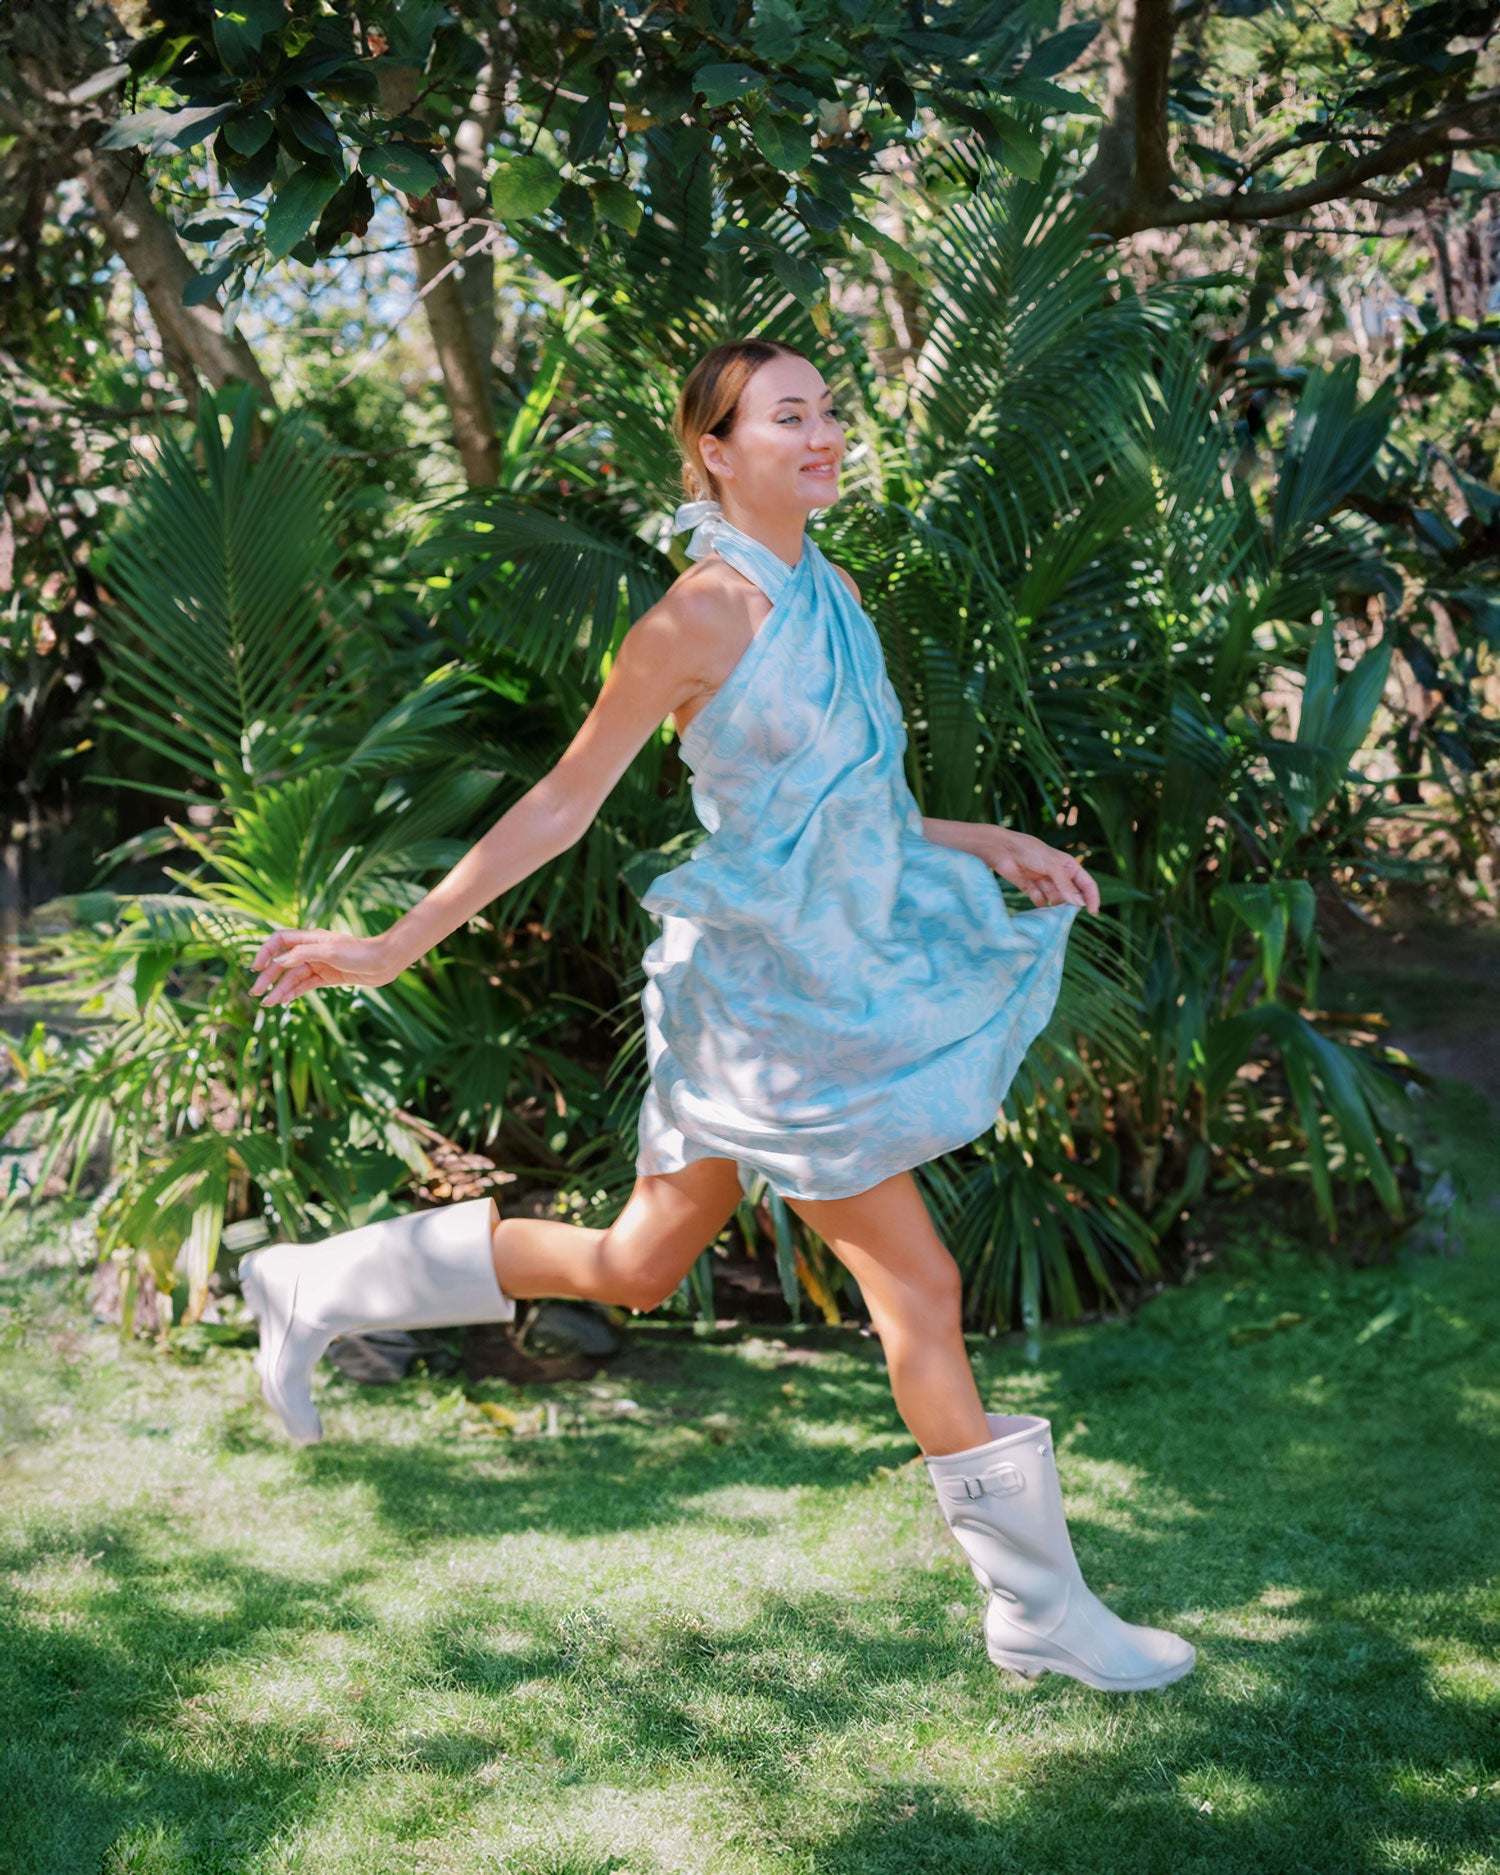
[
  {"left": 93, "top": 385, "right": 357, "bottom": 803},
  {"left": 409, "top": 498, "right": 667, "bottom": 678}
]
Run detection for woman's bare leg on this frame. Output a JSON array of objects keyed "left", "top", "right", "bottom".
[
  {"left": 783, "top": 1169, "right": 990, "bottom": 1458},
  {"left": 491, "top": 1156, "right": 746, "bottom": 1313}
]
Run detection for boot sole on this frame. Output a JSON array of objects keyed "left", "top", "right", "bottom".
[
  {"left": 989, "top": 1642, "right": 1197, "bottom": 1692},
  {"left": 239, "top": 1253, "right": 324, "bottom": 1444}
]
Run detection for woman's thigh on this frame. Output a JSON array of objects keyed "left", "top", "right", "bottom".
[
  {"left": 599, "top": 1156, "right": 747, "bottom": 1309},
  {"left": 780, "top": 1169, "right": 964, "bottom": 1327}
]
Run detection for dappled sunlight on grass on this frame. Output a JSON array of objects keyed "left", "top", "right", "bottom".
[{"left": 2, "top": 1053, "right": 1497, "bottom": 1871}]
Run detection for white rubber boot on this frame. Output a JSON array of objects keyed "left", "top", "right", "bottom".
[
  {"left": 239, "top": 1197, "right": 516, "bottom": 1445},
  {"left": 924, "top": 1412, "right": 1196, "bottom": 1692}
]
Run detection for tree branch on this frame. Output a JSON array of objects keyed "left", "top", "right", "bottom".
[
  {"left": 1099, "top": 89, "right": 1500, "bottom": 237},
  {"left": 75, "top": 141, "right": 276, "bottom": 406}
]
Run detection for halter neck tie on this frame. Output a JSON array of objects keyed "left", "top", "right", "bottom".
[{"left": 671, "top": 498, "right": 730, "bottom": 562}]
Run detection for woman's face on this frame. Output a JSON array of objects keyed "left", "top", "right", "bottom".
[{"left": 701, "top": 354, "right": 847, "bottom": 518}]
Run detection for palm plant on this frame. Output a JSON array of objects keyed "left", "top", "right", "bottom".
[
  {"left": 1, "top": 389, "right": 598, "bottom": 1327},
  {"left": 405, "top": 137, "right": 1420, "bottom": 1331},
  {"left": 4, "top": 138, "right": 1426, "bottom": 1342}
]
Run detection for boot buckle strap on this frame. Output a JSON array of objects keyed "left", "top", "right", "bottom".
[{"left": 943, "top": 1461, "right": 1023, "bottom": 1502}]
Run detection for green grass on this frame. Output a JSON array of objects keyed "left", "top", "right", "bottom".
[{"left": 2, "top": 1084, "right": 1497, "bottom": 1873}]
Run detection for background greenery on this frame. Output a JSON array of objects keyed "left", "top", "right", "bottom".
[
  {"left": 1, "top": 9, "right": 1495, "bottom": 1866},
  {"left": 2, "top": 2, "right": 1497, "bottom": 1339}
]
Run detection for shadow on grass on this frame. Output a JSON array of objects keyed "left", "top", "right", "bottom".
[
  {"left": 0, "top": 1526, "right": 387, "bottom": 1872},
  {"left": 4, "top": 1064, "right": 1496, "bottom": 1871},
  {"left": 61, "top": 1291, "right": 1477, "bottom": 1869},
  {"left": 3, "top": 1320, "right": 1495, "bottom": 1874}
]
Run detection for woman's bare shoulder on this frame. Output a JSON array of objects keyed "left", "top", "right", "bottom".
[
  {"left": 638, "top": 557, "right": 766, "bottom": 666},
  {"left": 655, "top": 554, "right": 763, "bottom": 625}
]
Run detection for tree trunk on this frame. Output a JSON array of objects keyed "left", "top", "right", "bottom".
[
  {"left": 78, "top": 143, "right": 277, "bottom": 408},
  {"left": 450, "top": 49, "right": 511, "bottom": 388},
  {"left": 1074, "top": 0, "right": 1138, "bottom": 219},
  {"left": 378, "top": 63, "right": 500, "bottom": 488},
  {"left": 1075, "top": 0, "right": 1179, "bottom": 229},
  {"left": 1130, "top": 0, "right": 1177, "bottom": 207},
  {"left": 406, "top": 201, "right": 501, "bottom": 486}
]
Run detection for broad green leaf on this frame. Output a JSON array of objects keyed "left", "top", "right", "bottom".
[
  {"left": 277, "top": 87, "right": 342, "bottom": 161},
  {"left": 213, "top": 0, "right": 285, "bottom": 76},
  {"left": 360, "top": 139, "right": 447, "bottom": 197},
  {"left": 989, "top": 110, "right": 1045, "bottom": 181},
  {"left": 181, "top": 251, "right": 240, "bottom": 307},
  {"left": 221, "top": 131, "right": 278, "bottom": 197},
  {"left": 222, "top": 112, "right": 274, "bottom": 156},
  {"left": 98, "top": 100, "right": 239, "bottom": 155},
  {"left": 999, "top": 76, "right": 1103, "bottom": 115},
  {"left": 848, "top": 213, "right": 921, "bottom": 276},
  {"left": 768, "top": 1187, "right": 802, "bottom": 1316},
  {"left": 769, "top": 249, "right": 826, "bottom": 306},
  {"left": 67, "top": 62, "right": 131, "bottom": 104},
  {"left": 753, "top": 113, "right": 814, "bottom": 171},
  {"left": 1022, "top": 20, "right": 1100, "bottom": 76},
  {"left": 179, "top": 215, "right": 240, "bottom": 242},
  {"left": 750, "top": 0, "right": 804, "bottom": 63},
  {"left": 264, "top": 165, "right": 341, "bottom": 261},
  {"left": 1271, "top": 357, "right": 1394, "bottom": 557},
  {"left": 125, "top": 30, "right": 195, "bottom": 81},
  {"left": 591, "top": 178, "right": 642, "bottom": 235},
  {"left": 314, "top": 172, "right": 374, "bottom": 255},
  {"left": 692, "top": 61, "right": 765, "bottom": 107},
  {"left": 568, "top": 95, "right": 610, "bottom": 162},
  {"left": 490, "top": 153, "right": 562, "bottom": 220}
]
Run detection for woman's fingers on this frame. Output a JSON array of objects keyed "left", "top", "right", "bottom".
[
  {"left": 1045, "top": 858, "right": 1098, "bottom": 914},
  {"left": 251, "top": 927, "right": 312, "bottom": 972},
  {"left": 264, "top": 961, "right": 322, "bottom": 1006},
  {"left": 255, "top": 940, "right": 327, "bottom": 1002},
  {"left": 1001, "top": 845, "right": 1101, "bottom": 915},
  {"left": 251, "top": 930, "right": 380, "bottom": 1004},
  {"left": 1065, "top": 857, "right": 1099, "bottom": 914}
]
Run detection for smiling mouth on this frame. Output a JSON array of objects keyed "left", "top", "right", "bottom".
[{"left": 802, "top": 464, "right": 838, "bottom": 476}]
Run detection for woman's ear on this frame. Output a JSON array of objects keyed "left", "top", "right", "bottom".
[{"left": 700, "top": 435, "right": 731, "bottom": 487}]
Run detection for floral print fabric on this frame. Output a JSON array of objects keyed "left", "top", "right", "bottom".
[{"left": 635, "top": 503, "right": 1078, "bottom": 1201}]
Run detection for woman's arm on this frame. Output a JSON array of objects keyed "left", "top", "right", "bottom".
[
  {"left": 374, "top": 787, "right": 582, "bottom": 977},
  {"left": 834, "top": 562, "right": 1098, "bottom": 917},
  {"left": 920, "top": 815, "right": 1099, "bottom": 914},
  {"left": 920, "top": 815, "right": 1002, "bottom": 863},
  {"left": 250, "top": 598, "right": 712, "bottom": 1006}
]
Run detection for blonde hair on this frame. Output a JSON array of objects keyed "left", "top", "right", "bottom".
[{"left": 673, "top": 339, "right": 813, "bottom": 504}]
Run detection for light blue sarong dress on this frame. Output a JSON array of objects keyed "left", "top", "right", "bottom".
[{"left": 635, "top": 500, "right": 1078, "bottom": 1202}]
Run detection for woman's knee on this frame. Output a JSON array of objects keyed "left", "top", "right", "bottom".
[
  {"left": 607, "top": 1254, "right": 690, "bottom": 1314},
  {"left": 596, "top": 1166, "right": 742, "bottom": 1312},
  {"left": 872, "top": 1250, "right": 966, "bottom": 1331}
]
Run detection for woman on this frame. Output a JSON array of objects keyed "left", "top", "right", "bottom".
[{"left": 243, "top": 339, "right": 1196, "bottom": 1694}]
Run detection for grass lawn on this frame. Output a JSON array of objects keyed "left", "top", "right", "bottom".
[{"left": 2, "top": 1001, "right": 1497, "bottom": 1870}]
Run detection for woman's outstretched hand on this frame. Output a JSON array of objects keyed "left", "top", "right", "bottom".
[
  {"left": 249, "top": 928, "right": 400, "bottom": 1007},
  {"left": 988, "top": 830, "right": 1100, "bottom": 914}
]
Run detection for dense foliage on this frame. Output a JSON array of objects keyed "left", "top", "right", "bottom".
[
  {"left": 2, "top": 2, "right": 1495, "bottom": 1340},
  {"left": 2, "top": 135, "right": 1446, "bottom": 1339}
]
